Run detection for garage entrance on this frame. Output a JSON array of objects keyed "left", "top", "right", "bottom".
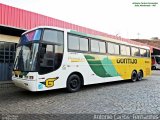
[{"left": 0, "top": 42, "right": 17, "bottom": 81}]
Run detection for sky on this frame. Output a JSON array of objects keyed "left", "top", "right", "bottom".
[{"left": 0, "top": 0, "right": 160, "bottom": 39}]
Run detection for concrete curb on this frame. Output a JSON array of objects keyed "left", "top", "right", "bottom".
[{"left": 0, "top": 81, "right": 15, "bottom": 88}]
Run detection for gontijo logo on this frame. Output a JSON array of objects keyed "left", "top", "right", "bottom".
[
  {"left": 40, "top": 77, "right": 59, "bottom": 88},
  {"left": 117, "top": 58, "right": 137, "bottom": 64}
]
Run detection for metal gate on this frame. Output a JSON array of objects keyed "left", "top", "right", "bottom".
[{"left": 0, "top": 42, "right": 17, "bottom": 81}]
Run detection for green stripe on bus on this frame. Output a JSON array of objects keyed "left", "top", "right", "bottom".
[{"left": 84, "top": 55, "right": 119, "bottom": 77}]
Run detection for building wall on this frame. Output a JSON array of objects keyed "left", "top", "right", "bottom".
[
  {"left": 0, "top": 34, "right": 19, "bottom": 43},
  {"left": 0, "top": 38, "right": 17, "bottom": 81},
  {"left": 131, "top": 39, "right": 160, "bottom": 52}
]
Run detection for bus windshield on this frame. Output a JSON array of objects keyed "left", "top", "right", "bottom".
[
  {"left": 14, "top": 43, "right": 39, "bottom": 71},
  {"left": 14, "top": 29, "right": 42, "bottom": 72},
  {"left": 13, "top": 28, "right": 64, "bottom": 73}
]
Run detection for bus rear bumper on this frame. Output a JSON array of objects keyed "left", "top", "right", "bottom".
[{"left": 12, "top": 78, "right": 37, "bottom": 91}]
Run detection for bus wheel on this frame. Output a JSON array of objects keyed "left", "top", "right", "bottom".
[
  {"left": 137, "top": 71, "right": 143, "bottom": 81},
  {"left": 152, "top": 66, "right": 156, "bottom": 70},
  {"left": 131, "top": 71, "right": 137, "bottom": 82},
  {"left": 67, "top": 74, "right": 81, "bottom": 92}
]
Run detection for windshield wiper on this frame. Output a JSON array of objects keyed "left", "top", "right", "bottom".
[
  {"left": 13, "top": 56, "right": 18, "bottom": 70},
  {"left": 17, "top": 49, "right": 24, "bottom": 71}
]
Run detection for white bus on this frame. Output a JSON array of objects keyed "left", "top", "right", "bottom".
[{"left": 12, "top": 26, "right": 151, "bottom": 92}]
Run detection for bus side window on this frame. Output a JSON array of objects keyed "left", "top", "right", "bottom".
[
  {"left": 147, "top": 50, "right": 150, "bottom": 57},
  {"left": 140, "top": 49, "right": 148, "bottom": 57},
  {"left": 108, "top": 42, "right": 119, "bottom": 55},
  {"left": 91, "top": 40, "right": 99, "bottom": 53},
  {"left": 39, "top": 44, "right": 55, "bottom": 74},
  {"left": 131, "top": 47, "right": 140, "bottom": 57},
  {"left": 108, "top": 43, "right": 114, "bottom": 54}
]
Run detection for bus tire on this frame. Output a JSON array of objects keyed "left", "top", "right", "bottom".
[
  {"left": 152, "top": 66, "right": 156, "bottom": 70},
  {"left": 67, "top": 74, "right": 81, "bottom": 92},
  {"left": 131, "top": 71, "right": 137, "bottom": 82},
  {"left": 137, "top": 71, "right": 143, "bottom": 81}
]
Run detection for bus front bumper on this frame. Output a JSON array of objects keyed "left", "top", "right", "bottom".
[{"left": 12, "top": 78, "right": 37, "bottom": 91}]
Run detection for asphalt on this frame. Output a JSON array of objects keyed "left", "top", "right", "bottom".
[
  {"left": 0, "top": 71, "right": 160, "bottom": 120},
  {"left": 0, "top": 81, "right": 14, "bottom": 88}
]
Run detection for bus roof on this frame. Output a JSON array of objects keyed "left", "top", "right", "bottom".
[
  {"left": 22, "top": 26, "right": 150, "bottom": 50},
  {"left": 22, "top": 26, "right": 66, "bottom": 35}
]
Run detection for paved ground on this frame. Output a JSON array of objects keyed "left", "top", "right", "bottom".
[{"left": 0, "top": 71, "right": 160, "bottom": 115}]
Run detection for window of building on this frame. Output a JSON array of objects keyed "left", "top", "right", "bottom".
[
  {"left": 0, "top": 42, "right": 16, "bottom": 63},
  {"left": 0, "top": 42, "right": 4, "bottom": 51}
]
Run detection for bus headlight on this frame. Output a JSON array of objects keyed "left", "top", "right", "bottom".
[{"left": 29, "top": 76, "right": 34, "bottom": 79}]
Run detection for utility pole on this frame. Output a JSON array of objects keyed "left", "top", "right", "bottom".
[{"left": 137, "top": 32, "right": 140, "bottom": 39}]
